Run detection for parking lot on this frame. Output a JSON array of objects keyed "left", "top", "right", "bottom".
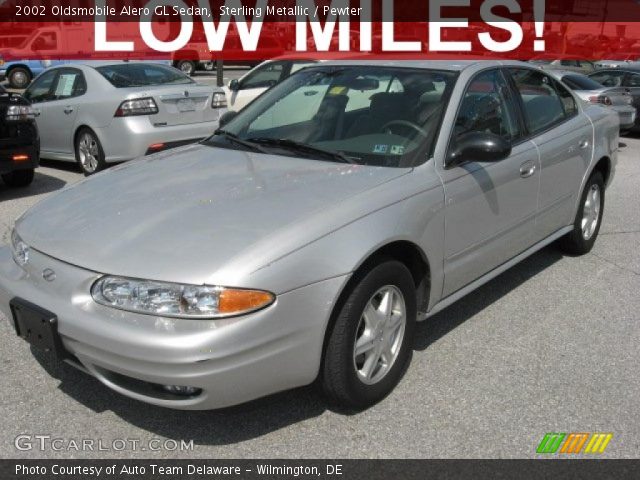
[{"left": 0, "top": 119, "right": 638, "bottom": 458}]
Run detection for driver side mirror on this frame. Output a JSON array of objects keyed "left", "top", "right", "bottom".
[
  {"left": 447, "top": 132, "right": 511, "bottom": 168},
  {"left": 228, "top": 79, "right": 240, "bottom": 91}
]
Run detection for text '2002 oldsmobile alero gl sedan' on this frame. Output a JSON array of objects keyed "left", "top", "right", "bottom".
[{"left": 0, "top": 60, "right": 618, "bottom": 410}]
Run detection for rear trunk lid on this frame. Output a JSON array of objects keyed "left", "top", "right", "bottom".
[{"left": 124, "top": 83, "right": 219, "bottom": 126}]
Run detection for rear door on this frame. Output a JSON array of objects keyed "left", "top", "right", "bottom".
[
  {"left": 508, "top": 67, "right": 593, "bottom": 239},
  {"left": 439, "top": 68, "right": 540, "bottom": 296}
]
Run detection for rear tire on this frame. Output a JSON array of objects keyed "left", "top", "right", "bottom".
[
  {"left": 558, "top": 171, "right": 604, "bottom": 255},
  {"left": 75, "top": 128, "right": 106, "bottom": 176},
  {"left": 8, "top": 67, "right": 31, "bottom": 89},
  {"left": 320, "top": 258, "right": 417, "bottom": 409},
  {"left": 1, "top": 168, "right": 34, "bottom": 187}
]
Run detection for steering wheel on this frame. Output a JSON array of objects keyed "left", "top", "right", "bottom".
[{"left": 380, "top": 120, "right": 428, "bottom": 138}]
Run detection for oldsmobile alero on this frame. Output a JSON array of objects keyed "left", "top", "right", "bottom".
[{"left": 0, "top": 60, "right": 618, "bottom": 410}]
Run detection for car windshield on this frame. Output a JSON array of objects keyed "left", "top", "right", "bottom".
[
  {"left": 96, "top": 63, "right": 194, "bottom": 88},
  {"left": 561, "top": 74, "right": 605, "bottom": 91},
  {"left": 205, "top": 66, "right": 457, "bottom": 167}
]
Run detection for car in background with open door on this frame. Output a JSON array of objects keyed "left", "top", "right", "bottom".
[{"left": 223, "top": 58, "right": 319, "bottom": 112}]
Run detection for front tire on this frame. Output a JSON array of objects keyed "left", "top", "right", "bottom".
[
  {"left": 176, "top": 60, "right": 196, "bottom": 76},
  {"left": 559, "top": 171, "right": 604, "bottom": 255},
  {"left": 320, "top": 259, "right": 417, "bottom": 409},
  {"left": 75, "top": 128, "right": 106, "bottom": 176},
  {"left": 1, "top": 169, "right": 34, "bottom": 187},
  {"left": 8, "top": 67, "right": 31, "bottom": 89}
]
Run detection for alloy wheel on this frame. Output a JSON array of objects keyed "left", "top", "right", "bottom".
[
  {"left": 353, "top": 285, "right": 407, "bottom": 385},
  {"left": 78, "top": 133, "right": 100, "bottom": 173},
  {"left": 581, "top": 183, "right": 601, "bottom": 240}
]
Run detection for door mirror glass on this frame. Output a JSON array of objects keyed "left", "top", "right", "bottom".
[{"left": 448, "top": 132, "right": 511, "bottom": 167}]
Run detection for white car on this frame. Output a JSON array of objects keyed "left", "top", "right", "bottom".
[{"left": 223, "top": 58, "right": 319, "bottom": 111}]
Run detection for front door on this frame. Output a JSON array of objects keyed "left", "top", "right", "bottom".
[{"left": 438, "top": 68, "right": 540, "bottom": 297}]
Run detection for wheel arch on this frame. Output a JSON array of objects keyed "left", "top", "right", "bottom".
[
  {"left": 316, "top": 240, "right": 431, "bottom": 383},
  {"left": 591, "top": 155, "right": 611, "bottom": 188}
]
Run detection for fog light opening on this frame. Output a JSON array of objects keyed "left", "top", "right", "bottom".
[{"left": 161, "top": 385, "right": 201, "bottom": 397}]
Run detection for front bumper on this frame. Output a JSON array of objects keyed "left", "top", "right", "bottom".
[
  {"left": 0, "top": 246, "right": 347, "bottom": 409},
  {"left": 0, "top": 122, "right": 39, "bottom": 174},
  {"left": 96, "top": 113, "right": 224, "bottom": 163}
]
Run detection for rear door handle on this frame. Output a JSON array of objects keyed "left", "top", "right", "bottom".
[
  {"left": 32, "top": 109, "right": 41, "bottom": 117},
  {"left": 579, "top": 139, "right": 590, "bottom": 149},
  {"left": 520, "top": 162, "right": 537, "bottom": 178},
  {"left": 63, "top": 106, "right": 74, "bottom": 114}
]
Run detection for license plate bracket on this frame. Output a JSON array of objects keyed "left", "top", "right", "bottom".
[
  {"left": 177, "top": 98, "right": 196, "bottom": 112},
  {"left": 10, "top": 298, "right": 67, "bottom": 360}
]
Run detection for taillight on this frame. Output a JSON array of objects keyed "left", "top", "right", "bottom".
[
  {"left": 211, "top": 92, "right": 227, "bottom": 108},
  {"left": 588, "top": 95, "right": 612, "bottom": 106},
  {"left": 5, "top": 105, "right": 36, "bottom": 121},
  {"left": 114, "top": 97, "right": 158, "bottom": 117}
]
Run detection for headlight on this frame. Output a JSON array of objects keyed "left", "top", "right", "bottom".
[
  {"left": 211, "top": 91, "right": 227, "bottom": 108},
  {"left": 6, "top": 105, "right": 36, "bottom": 121},
  {"left": 91, "top": 276, "right": 275, "bottom": 319},
  {"left": 10, "top": 229, "right": 29, "bottom": 267}
]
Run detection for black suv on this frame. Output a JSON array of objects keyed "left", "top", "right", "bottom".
[{"left": 0, "top": 85, "right": 39, "bottom": 187}]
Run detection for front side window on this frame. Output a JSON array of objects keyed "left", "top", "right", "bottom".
[
  {"left": 24, "top": 70, "right": 58, "bottom": 103},
  {"left": 509, "top": 68, "right": 572, "bottom": 134},
  {"left": 207, "top": 66, "right": 457, "bottom": 167},
  {"left": 452, "top": 69, "right": 520, "bottom": 143},
  {"left": 96, "top": 64, "right": 193, "bottom": 88}
]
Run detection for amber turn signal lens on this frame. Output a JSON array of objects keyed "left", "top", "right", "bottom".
[
  {"left": 218, "top": 289, "right": 275, "bottom": 315},
  {"left": 12, "top": 154, "right": 29, "bottom": 161}
]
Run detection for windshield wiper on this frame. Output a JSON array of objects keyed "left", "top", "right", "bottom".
[
  {"left": 246, "top": 137, "right": 355, "bottom": 164},
  {"left": 213, "top": 129, "right": 267, "bottom": 153}
]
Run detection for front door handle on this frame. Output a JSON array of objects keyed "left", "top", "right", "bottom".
[
  {"left": 63, "top": 106, "right": 74, "bottom": 114},
  {"left": 520, "top": 162, "right": 537, "bottom": 178}
]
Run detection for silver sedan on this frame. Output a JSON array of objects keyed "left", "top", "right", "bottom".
[
  {"left": 0, "top": 60, "right": 618, "bottom": 410},
  {"left": 22, "top": 61, "right": 227, "bottom": 175}
]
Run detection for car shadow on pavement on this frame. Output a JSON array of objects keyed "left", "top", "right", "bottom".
[
  {"left": 0, "top": 169, "right": 67, "bottom": 201},
  {"left": 30, "top": 245, "right": 564, "bottom": 446},
  {"left": 413, "top": 245, "right": 564, "bottom": 351}
]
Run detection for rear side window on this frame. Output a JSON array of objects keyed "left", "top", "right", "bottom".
[
  {"left": 589, "top": 70, "right": 625, "bottom": 88},
  {"left": 509, "top": 68, "right": 575, "bottom": 135},
  {"left": 626, "top": 73, "right": 640, "bottom": 87},
  {"left": 52, "top": 69, "right": 86, "bottom": 99},
  {"left": 96, "top": 64, "right": 193, "bottom": 88}
]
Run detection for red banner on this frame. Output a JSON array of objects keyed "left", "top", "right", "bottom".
[{"left": 0, "top": 1, "right": 638, "bottom": 60}]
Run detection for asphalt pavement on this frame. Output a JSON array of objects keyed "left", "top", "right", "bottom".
[{"left": 0, "top": 135, "right": 639, "bottom": 459}]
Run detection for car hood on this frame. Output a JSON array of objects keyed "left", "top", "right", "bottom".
[{"left": 17, "top": 144, "right": 409, "bottom": 285}]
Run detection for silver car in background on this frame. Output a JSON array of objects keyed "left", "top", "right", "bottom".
[
  {"left": 0, "top": 60, "right": 618, "bottom": 410},
  {"left": 23, "top": 61, "right": 227, "bottom": 175},
  {"left": 547, "top": 70, "right": 636, "bottom": 131}
]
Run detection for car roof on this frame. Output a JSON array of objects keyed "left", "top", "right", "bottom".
[{"left": 314, "top": 59, "right": 530, "bottom": 72}]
